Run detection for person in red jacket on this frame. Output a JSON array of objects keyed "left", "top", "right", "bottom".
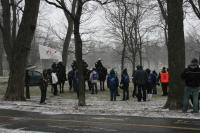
[{"left": 159, "top": 67, "right": 169, "bottom": 96}]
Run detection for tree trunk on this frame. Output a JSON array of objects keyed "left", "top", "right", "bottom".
[
  {"left": 0, "top": 31, "right": 3, "bottom": 76},
  {"left": 164, "top": 0, "right": 185, "bottom": 109},
  {"left": 62, "top": 0, "right": 76, "bottom": 67},
  {"left": 3, "top": 0, "right": 40, "bottom": 101},
  {"left": 139, "top": 43, "right": 142, "bottom": 66},
  {"left": 5, "top": 56, "right": 27, "bottom": 100},
  {"left": 131, "top": 55, "right": 136, "bottom": 74},
  {"left": 138, "top": 29, "right": 142, "bottom": 66},
  {"left": 74, "top": 1, "right": 85, "bottom": 106},
  {"left": 120, "top": 44, "right": 126, "bottom": 74},
  {"left": 62, "top": 20, "right": 73, "bottom": 67},
  {"left": 164, "top": 24, "right": 168, "bottom": 46}
]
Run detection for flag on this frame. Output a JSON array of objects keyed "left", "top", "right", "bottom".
[{"left": 39, "top": 45, "right": 62, "bottom": 61}]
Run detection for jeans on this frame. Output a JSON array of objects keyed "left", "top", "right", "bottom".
[
  {"left": 52, "top": 84, "right": 58, "bottom": 96},
  {"left": 182, "top": 86, "right": 200, "bottom": 112},
  {"left": 137, "top": 85, "right": 146, "bottom": 102},
  {"left": 91, "top": 83, "right": 98, "bottom": 94},
  {"left": 122, "top": 86, "right": 129, "bottom": 100},
  {"left": 110, "top": 88, "right": 117, "bottom": 101},
  {"left": 161, "top": 83, "right": 168, "bottom": 96}
]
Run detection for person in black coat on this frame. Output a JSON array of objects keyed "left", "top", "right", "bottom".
[
  {"left": 40, "top": 69, "right": 49, "bottom": 104},
  {"left": 134, "top": 65, "right": 148, "bottom": 102},
  {"left": 68, "top": 69, "right": 74, "bottom": 91},
  {"left": 181, "top": 58, "right": 200, "bottom": 113},
  {"left": 120, "top": 68, "right": 130, "bottom": 101},
  {"left": 152, "top": 70, "right": 158, "bottom": 94}
]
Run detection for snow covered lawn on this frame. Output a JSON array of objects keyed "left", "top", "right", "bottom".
[{"left": 0, "top": 95, "right": 199, "bottom": 120}]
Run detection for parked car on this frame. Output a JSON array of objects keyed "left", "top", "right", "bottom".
[{"left": 25, "top": 65, "right": 43, "bottom": 86}]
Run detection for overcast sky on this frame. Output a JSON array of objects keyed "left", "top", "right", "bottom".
[{"left": 39, "top": 0, "right": 200, "bottom": 46}]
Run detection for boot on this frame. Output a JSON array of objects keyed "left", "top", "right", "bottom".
[
  {"left": 147, "top": 94, "right": 150, "bottom": 101},
  {"left": 148, "top": 94, "right": 152, "bottom": 101}
]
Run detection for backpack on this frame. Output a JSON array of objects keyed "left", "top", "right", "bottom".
[
  {"left": 92, "top": 72, "right": 98, "bottom": 80},
  {"left": 147, "top": 74, "right": 153, "bottom": 84},
  {"left": 123, "top": 74, "right": 129, "bottom": 84},
  {"left": 151, "top": 74, "right": 157, "bottom": 83},
  {"left": 51, "top": 72, "right": 58, "bottom": 84},
  {"left": 109, "top": 76, "right": 116, "bottom": 88}
]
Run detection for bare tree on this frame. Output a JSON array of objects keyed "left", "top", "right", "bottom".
[
  {"left": 0, "top": 0, "right": 40, "bottom": 100},
  {"left": 45, "top": 0, "right": 113, "bottom": 106},
  {"left": 105, "top": 0, "right": 129, "bottom": 73},
  {"left": 157, "top": 0, "right": 168, "bottom": 46},
  {"left": 44, "top": 0, "right": 77, "bottom": 67},
  {"left": 105, "top": 0, "right": 153, "bottom": 73}
]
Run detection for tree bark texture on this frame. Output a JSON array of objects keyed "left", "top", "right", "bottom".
[
  {"left": 2, "top": 0, "right": 40, "bottom": 100},
  {"left": 121, "top": 44, "right": 126, "bottom": 74},
  {"left": 62, "top": 21, "right": 73, "bottom": 67},
  {"left": 62, "top": 0, "right": 76, "bottom": 67},
  {"left": 74, "top": 1, "right": 85, "bottom": 106},
  {"left": 164, "top": 0, "right": 185, "bottom": 109},
  {"left": 0, "top": 31, "right": 3, "bottom": 76}
]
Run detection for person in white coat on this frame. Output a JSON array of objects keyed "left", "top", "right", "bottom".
[
  {"left": 90, "top": 68, "right": 98, "bottom": 94},
  {"left": 51, "top": 70, "right": 58, "bottom": 96}
]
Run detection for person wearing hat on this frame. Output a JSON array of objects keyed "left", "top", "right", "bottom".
[
  {"left": 95, "top": 58, "right": 103, "bottom": 68},
  {"left": 95, "top": 58, "right": 107, "bottom": 91},
  {"left": 181, "top": 58, "right": 200, "bottom": 113}
]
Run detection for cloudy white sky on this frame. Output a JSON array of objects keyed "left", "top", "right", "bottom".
[{"left": 38, "top": 0, "right": 200, "bottom": 46}]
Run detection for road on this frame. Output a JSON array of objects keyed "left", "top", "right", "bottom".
[{"left": 0, "top": 109, "right": 199, "bottom": 133}]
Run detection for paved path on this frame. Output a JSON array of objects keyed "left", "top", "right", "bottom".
[{"left": 0, "top": 109, "right": 200, "bottom": 133}]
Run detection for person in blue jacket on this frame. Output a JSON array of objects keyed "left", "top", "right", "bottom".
[{"left": 107, "top": 69, "right": 119, "bottom": 101}]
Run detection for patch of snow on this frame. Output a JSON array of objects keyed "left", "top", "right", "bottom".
[{"left": 0, "top": 128, "right": 50, "bottom": 133}]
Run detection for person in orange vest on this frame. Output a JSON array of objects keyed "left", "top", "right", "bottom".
[{"left": 159, "top": 67, "right": 169, "bottom": 96}]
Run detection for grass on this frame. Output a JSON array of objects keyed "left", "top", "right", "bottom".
[{"left": 0, "top": 79, "right": 164, "bottom": 101}]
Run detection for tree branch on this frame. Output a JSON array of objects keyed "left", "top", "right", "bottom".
[
  {"left": 157, "top": 0, "right": 168, "bottom": 24},
  {"left": 188, "top": 0, "right": 200, "bottom": 19},
  {"left": 44, "top": 0, "right": 75, "bottom": 20},
  {"left": 83, "top": 0, "right": 115, "bottom": 5},
  {"left": 16, "top": 0, "right": 23, "bottom": 5}
]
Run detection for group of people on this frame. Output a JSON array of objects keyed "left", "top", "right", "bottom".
[
  {"left": 66, "top": 58, "right": 169, "bottom": 102},
  {"left": 67, "top": 59, "right": 108, "bottom": 97},
  {"left": 117, "top": 66, "right": 168, "bottom": 102},
  {"left": 41, "top": 57, "right": 200, "bottom": 113},
  {"left": 49, "top": 62, "right": 67, "bottom": 96}
]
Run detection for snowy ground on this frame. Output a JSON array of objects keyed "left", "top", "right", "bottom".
[
  {"left": 0, "top": 95, "right": 199, "bottom": 119},
  {"left": 0, "top": 95, "right": 200, "bottom": 133}
]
